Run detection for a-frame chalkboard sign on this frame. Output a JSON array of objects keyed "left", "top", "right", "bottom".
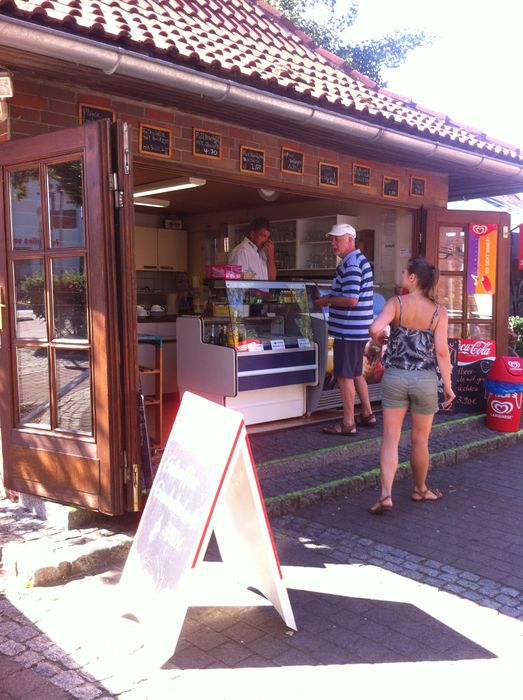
[{"left": 119, "top": 392, "right": 296, "bottom": 665}]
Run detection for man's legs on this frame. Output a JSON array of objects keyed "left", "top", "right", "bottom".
[
  {"left": 337, "top": 376, "right": 356, "bottom": 427},
  {"left": 354, "top": 374, "right": 373, "bottom": 419}
]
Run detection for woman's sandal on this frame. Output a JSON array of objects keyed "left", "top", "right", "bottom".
[
  {"left": 355, "top": 413, "right": 377, "bottom": 427},
  {"left": 368, "top": 495, "right": 392, "bottom": 515},
  {"left": 411, "top": 487, "right": 443, "bottom": 502},
  {"left": 322, "top": 422, "right": 357, "bottom": 436}
]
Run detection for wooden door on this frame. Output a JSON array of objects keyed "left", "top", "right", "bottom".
[
  {"left": 423, "top": 208, "right": 511, "bottom": 354},
  {"left": 0, "top": 120, "right": 136, "bottom": 514}
]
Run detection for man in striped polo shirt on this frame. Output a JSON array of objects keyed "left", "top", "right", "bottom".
[{"left": 315, "top": 223, "right": 375, "bottom": 435}]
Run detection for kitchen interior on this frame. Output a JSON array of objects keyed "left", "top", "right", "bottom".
[{"left": 133, "top": 162, "right": 414, "bottom": 448}]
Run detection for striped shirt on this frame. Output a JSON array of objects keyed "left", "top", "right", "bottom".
[{"left": 328, "top": 249, "right": 374, "bottom": 341}]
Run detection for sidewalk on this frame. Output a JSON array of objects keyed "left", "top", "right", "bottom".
[{"left": 1, "top": 418, "right": 523, "bottom": 698}]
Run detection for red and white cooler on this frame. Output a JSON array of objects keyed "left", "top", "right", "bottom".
[{"left": 485, "top": 357, "right": 523, "bottom": 432}]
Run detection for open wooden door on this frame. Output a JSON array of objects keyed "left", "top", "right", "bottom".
[
  {"left": 0, "top": 120, "right": 138, "bottom": 515},
  {"left": 423, "top": 208, "right": 511, "bottom": 355}
]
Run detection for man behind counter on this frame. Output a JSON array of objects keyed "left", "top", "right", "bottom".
[{"left": 228, "top": 217, "right": 277, "bottom": 280}]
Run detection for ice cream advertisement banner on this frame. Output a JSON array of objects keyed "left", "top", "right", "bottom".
[
  {"left": 519, "top": 224, "right": 523, "bottom": 271},
  {"left": 467, "top": 224, "right": 497, "bottom": 294}
]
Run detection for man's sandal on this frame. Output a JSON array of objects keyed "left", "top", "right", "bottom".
[
  {"left": 322, "top": 422, "right": 357, "bottom": 436},
  {"left": 368, "top": 496, "right": 392, "bottom": 515},
  {"left": 411, "top": 487, "right": 443, "bottom": 502},
  {"left": 355, "top": 413, "right": 377, "bottom": 427}
]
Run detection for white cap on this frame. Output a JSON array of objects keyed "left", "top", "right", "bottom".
[{"left": 325, "top": 223, "right": 356, "bottom": 238}]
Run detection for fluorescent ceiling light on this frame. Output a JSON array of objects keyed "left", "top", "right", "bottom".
[
  {"left": 134, "top": 177, "right": 206, "bottom": 197},
  {"left": 133, "top": 197, "right": 170, "bottom": 208}
]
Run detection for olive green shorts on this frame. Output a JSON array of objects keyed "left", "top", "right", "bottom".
[{"left": 381, "top": 367, "right": 439, "bottom": 415}]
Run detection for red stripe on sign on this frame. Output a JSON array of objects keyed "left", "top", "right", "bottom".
[
  {"left": 191, "top": 419, "right": 244, "bottom": 569},
  {"left": 244, "top": 430, "right": 283, "bottom": 580}
]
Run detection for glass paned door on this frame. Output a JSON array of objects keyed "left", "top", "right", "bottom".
[
  {"left": 0, "top": 120, "right": 135, "bottom": 515},
  {"left": 9, "top": 159, "right": 92, "bottom": 434}
]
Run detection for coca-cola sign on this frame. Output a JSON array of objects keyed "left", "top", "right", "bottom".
[{"left": 458, "top": 340, "right": 496, "bottom": 366}]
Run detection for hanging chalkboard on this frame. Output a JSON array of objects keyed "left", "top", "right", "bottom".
[
  {"left": 383, "top": 176, "right": 399, "bottom": 198},
  {"left": 139, "top": 124, "right": 172, "bottom": 158},
  {"left": 79, "top": 103, "right": 115, "bottom": 124},
  {"left": 410, "top": 176, "right": 426, "bottom": 197},
  {"left": 319, "top": 162, "right": 339, "bottom": 188},
  {"left": 281, "top": 147, "right": 304, "bottom": 175},
  {"left": 193, "top": 129, "right": 221, "bottom": 159},
  {"left": 240, "top": 146, "right": 265, "bottom": 174},
  {"left": 353, "top": 163, "right": 371, "bottom": 187}
]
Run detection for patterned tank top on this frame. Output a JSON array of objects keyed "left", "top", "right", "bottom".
[{"left": 382, "top": 296, "right": 440, "bottom": 372}]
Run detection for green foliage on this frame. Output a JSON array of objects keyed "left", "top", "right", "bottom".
[
  {"left": 509, "top": 316, "right": 523, "bottom": 356},
  {"left": 270, "top": 0, "right": 433, "bottom": 85}
]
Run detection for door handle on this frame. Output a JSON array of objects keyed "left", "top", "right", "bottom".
[{"left": 0, "top": 286, "right": 6, "bottom": 332}]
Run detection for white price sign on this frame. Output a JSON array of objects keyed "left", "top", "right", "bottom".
[{"left": 270, "top": 339, "right": 286, "bottom": 350}]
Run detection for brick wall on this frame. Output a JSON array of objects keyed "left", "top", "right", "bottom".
[{"left": 8, "top": 73, "right": 448, "bottom": 207}]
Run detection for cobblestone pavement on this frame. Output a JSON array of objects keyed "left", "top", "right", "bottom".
[{"left": 1, "top": 442, "right": 523, "bottom": 699}]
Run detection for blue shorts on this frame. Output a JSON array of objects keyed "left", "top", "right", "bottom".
[
  {"left": 333, "top": 339, "right": 366, "bottom": 379},
  {"left": 381, "top": 367, "right": 439, "bottom": 415}
]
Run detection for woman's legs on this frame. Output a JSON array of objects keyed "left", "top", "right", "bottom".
[
  {"left": 369, "top": 406, "right": 407, "bottom": 512},
  {"left": 410, "top": 412, "right": 440, "bottom": 499}
]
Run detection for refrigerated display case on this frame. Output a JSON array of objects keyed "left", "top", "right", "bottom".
[{"left": 176, "top": 280, "right": 318, "bottom": 424}]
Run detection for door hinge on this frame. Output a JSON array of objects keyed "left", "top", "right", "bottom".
[{"left": 110, "top": 172, "right": 124, "bottom": 209}]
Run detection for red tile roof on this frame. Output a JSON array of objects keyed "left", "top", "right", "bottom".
[{"left": 1, "top": 0, "right": 522, "bottom": 163}]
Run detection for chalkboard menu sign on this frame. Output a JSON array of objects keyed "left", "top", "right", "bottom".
[
  {"left": 193, "top": 129, "right": 221, "bottom": 159},
  {"left": 454, "top": 339, "right": 496, "bottom": 413},
  {"left": 240, "top": 146, "right": 265, "bottom": 175},
  {"left": 139, "top": 123, "right": 172, "bottom": 159},
  {"left": 410, "top": 176, "right": 426, "bottom": 197},
  {"left": 319, "top": 162, "right": 339, "bottom": 188},
  {"left": 281, "top": 147, "right": 304, "bottom": 175},
  {"left": 79, "top": 103, "right": 115, "bottom": 124},
  {"left": 383, "top": 176, "right": 399, "bottom": 198},
  {"left": 353, "top": 163, "right": 371, "bottom": 187}
]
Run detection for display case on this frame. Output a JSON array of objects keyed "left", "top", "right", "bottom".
[{"left": 177, "top": 281, "right": 318, "bottom": 424}]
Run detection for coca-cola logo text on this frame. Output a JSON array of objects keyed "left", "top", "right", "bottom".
[{"left": 458, "top": 340, "right": 496, "bottom": 364}]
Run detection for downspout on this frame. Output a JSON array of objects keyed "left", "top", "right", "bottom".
[{"left": 0, "top": 16, "right": 522, "bottom": 180}]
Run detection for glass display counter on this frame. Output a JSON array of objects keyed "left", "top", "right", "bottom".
[{"left": 177, "top": 281, "right": 318, "bottom": 424}]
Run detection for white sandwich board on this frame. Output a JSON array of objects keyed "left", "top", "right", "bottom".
[{"left": 120, "top": 391, "right": 296, "bottom": 665}]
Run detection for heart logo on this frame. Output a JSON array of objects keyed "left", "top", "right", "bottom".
[
  {"left": 491, "top": 400, "right": 513, "bottom": 415},
  {"left": 472, "top": 225, "right": 489, "bottom": 236}
]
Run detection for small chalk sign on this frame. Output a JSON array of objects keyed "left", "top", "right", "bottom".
[
  {"left": 319, "top": 162, "right": 339, "bottom": 188},
  {"left": 353, "top": 163, "right": 371, "bottom": 187},
  {"left": 193, "top": 129, "right": 221, "bottom": 159},
  {"left": 240, "top": 146, "right": 265, "bottom": 175},
  {"left": 139, "top": 123, "right": 172, "bottom": 159},
  {"left": 410, "top": 176, "right": 426, "bottom": 197},
  {"left": 383, "top": 176, "right": 399, "bottom": 198},
  {"left": 281, "top": 147, "right": 304, "bottom": 175},
  {"left": 79, "top": 103, "right": 115, "bottom": 125}
]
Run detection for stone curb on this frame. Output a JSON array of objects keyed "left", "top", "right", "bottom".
[
  {"left": 257, "top": 413, "right": 486, "bottom": 477},
  {"left": 264, "top": 427, "right": 523, "bottom": 518},
  {"left": 2, "top": 533, "right": 133, "bottom": 588}
]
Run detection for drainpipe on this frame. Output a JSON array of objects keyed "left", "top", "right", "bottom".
[{"left": 0, "top": 16, "right": 522, "bottom": 181}]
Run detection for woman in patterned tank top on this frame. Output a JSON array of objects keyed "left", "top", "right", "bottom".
[{"left": 368, "top": 257, "right": 455, "bottom": 515}]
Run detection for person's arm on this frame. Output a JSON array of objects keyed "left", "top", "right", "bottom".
[
  {"left": 264, "top": 239, "right": 277, "bottom": 280},
  {"left": 434, "top": 306, "right": 455, "bottom": 409},
  {"left": 369, "top": 298, "right": 396, "bottom": 343},
  {"left": 315, "top": 294, "right": 358, "bottom": 308}
]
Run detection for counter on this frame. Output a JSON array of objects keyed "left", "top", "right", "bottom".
[{"left": 176, "top": 281, "right": 318, "bottom": 424}]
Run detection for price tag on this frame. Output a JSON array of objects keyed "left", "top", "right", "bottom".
[
  {"left": 271, "top": 339, "right": 286, "bottom": 350},
  {"left": 247, "top": 342, "right": 264, "bottom": 352},
  {"left": 297, "top": 338, "right": 311, "bottom": 348}
]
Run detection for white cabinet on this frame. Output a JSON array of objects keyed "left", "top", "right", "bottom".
[
  {"left": 227, "top": 215, "right": 357, "bottom": 273},
  {"left": 135, "top": 227, "right": 187, "bottom": 272}
]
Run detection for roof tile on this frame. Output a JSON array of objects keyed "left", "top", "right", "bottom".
[{"left": 2, "top": 0, "right": 521, "bottom": 162}]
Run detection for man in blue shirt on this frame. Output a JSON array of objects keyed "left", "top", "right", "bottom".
[{"left": 315, "top": 223, "right": 375, "bottom": 435}]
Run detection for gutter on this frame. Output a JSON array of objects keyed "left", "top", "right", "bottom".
[{"left": 1, "top": 16, "right": 522, "bottom": 182}]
